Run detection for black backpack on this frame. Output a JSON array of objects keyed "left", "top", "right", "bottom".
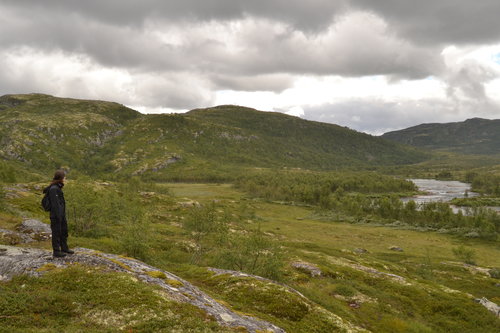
[{"left": 41, "top": 187, "right": 51, "bottom": 211}]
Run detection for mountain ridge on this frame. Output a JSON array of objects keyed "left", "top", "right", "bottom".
[
  {"left": 0, "top": 94, "right": 429, "bottom": 180},
  {"left": 382, "top": 117, "right": 500, "bottom": 155}
]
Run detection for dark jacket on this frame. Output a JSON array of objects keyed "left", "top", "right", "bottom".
[{"left": 43, "top": 183, "right": 66, "bottom": 221}]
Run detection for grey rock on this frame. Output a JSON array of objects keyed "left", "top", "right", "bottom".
[
  {"left": 151, "top": 156, "right": 181, "bottom": 172},
  {"left": 0, "top": 245, "right": 284, "bottom": 333},
  {"left": 475, "top": 297, "right": 500, "bottom": 318},
  {"left": 291, "top": 261, "right": 322, "bottom": 277},
  {"left": 209, "top": 267, "right": 307, "bottom": 299},
  {"left": 354, "top": 248, "right": 368, "bottom": 254},
  {"left": 0, "top": 228, "right": 35, "bottom": 244},
  {"left": 389, "top": 246, "right": 404, "bottom": 252},
  {"left": 17, "top": 219, "right": 51, "bottom": 240}
]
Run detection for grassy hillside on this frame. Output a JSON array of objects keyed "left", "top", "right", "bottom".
[
  {"left": 185, "top": 105, "right": 428, "bottom": 167},
  {"left": 382, "top": 118, "right": 500, "bottom": 155},
  {"left": 0, "top": 93, "right": 139, "bottom": 175},
  {"left": 0, "top": 94, "right": 429, "bottom": 181}
]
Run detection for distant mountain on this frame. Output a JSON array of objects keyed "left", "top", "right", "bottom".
[
  {"left": 382, "top": 118, "right": 500, "bottom": 155},
  {"left": 0, "top": 94, "right": 428, "bottom": 180}
]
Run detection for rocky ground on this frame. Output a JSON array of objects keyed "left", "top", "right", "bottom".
[{"left": 0, "top": 244, "right": 287, "bottom": 333}]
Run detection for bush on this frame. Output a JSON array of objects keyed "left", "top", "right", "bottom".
[
  {"left": 65, "top": 183, "right": 107, "bottom": 237},
  {"left": 183, "top": 203, "right": 228, "bottom": 264},
  {"left": 452, "top": 245, "right": 476, "bottom": 265},
  {"left": 217, "top": 226, "right": 285, "bottom": 281},
  {"left": 0, "top": 161, "right": 16, "bottom": 183},
  {"left": 333, "top": 284, "right": 357, "bottom": 297},
  {"left": 0, "top": 185, "right": 5, "bottom": 211},
  {"left": 119, "top": 213, "right": 150, "bottom": 261}
]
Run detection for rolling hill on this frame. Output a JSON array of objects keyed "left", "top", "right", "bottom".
[
  {"left": 382, "top": 118, "right": 500, "bottom": 155},
  {"left": 0, "top": 93, "right": 429, "bottom": 180}
]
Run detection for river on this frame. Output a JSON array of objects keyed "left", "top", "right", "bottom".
[
  {"left": 403, "top": 179, "right": 478, "bottom": 204},
  {"left": 403, "top": 179, "right": 500, "bottom": 214}
]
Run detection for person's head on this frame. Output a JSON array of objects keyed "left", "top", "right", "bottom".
[{"left": 51, "top": 169, "right": 66, "bottom": 185}]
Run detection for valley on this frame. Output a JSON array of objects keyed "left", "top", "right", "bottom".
[{"left": 1, "top": 94, "right": 499, "bottom": 332}]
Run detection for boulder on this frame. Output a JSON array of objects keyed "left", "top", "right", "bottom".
[
  {"left": 291, "top": 261, "right": 322, "bottom": 277},
  {"left": 17, "top": 219, "right": 51, "bottom": 241},
  {"left": 0, "top": 228, "right": 34, "bottom": 244},
  {"left": 178, "top": 200, "right": 200, "bottom": 208},
  {"left": 475, "top": 297, "right": 500, "bottom": 318},
  {"left": 389, "top": 246, "right": 404, "bottom": 252}
]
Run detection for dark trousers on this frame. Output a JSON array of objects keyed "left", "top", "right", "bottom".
[{"left": 50, "top": 217, "right": 68, "bottom": 252}]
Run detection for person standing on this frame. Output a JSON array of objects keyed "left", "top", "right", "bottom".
[{"left": 43, "top": 170, "right": 74, "bottom": 258}]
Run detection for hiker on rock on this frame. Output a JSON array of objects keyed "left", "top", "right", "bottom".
[{"left": 43, "top": 170, "right": 74, "bottom": 258}]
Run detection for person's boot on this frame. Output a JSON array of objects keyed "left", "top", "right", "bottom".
[
  {"left": 62, "top": 248, "right": 74, "bottom": 254},
  {"left": 61, "top": 243, "right": 74, "bottom": 254},
  {"left": 53, "top": 250, "right": 66, "bottom": 258},
  {"left": 61, "top": 238, "right": 74, "bottom": 254}
]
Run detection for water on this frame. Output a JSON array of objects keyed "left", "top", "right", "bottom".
[
  {"left": 402, "top": 179, "right": 478, "bottom": 204},
  {"left": 403, "top": 179, "right": 500, "bottom": 214}
]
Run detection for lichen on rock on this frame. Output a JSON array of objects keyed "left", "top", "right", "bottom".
[{"left": 0, "top": 245, "right": 284, "bottom": 333}]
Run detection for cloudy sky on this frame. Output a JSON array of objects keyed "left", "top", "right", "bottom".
[{"left": 1, "top": 1, "right": 500, "bottom": 134}]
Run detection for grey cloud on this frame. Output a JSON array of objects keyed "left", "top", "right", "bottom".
[
  {"left": 0, "top": 48, "right": 214, "bottom": 110},
  {"left": 351, "top": 0, "right": 500, "bottom": 45},
  {"left": 0, "top": 11, "right": 185, "bottom": 72},
  {"left": 211, "top": 74, "right": 294, "bottom": 92},
  {"left": 303, "top": 99, "right": 467, "bottom": 135},
  {"left": 445, "top": 60, "right": 498, "bottom": 102},
  {"left": 127, "top": 73, "right": 215, "bottom": 109},
  {"left": 1, "top": 0, "right": 500, "bottom": 117},
  {"left": 0, "top": 0, "right": 347, "bottom": 31},
  {"left": 0, "top": 4, "right": 442, "bottom": 84},
  {"left": 4, "top": 0, "right": 500, "bottom": 46},
  {"left": 200, "top": 13, "right": 443, "bottom": 79}
]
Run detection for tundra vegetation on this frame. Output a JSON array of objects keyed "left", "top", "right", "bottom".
[
  {"left": 1, "top": 168, "right": 500, "bottom": 332},
  {"left": 1, "top": 94, "right": 500, "bottom": 332}
]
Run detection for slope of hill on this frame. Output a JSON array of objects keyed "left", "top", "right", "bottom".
[
  {"left": 186, "top": 105, "right": 427, "bottom": 166},
  {"left": 0, "top": 93, "right": 139, "bottom": 175},
  {"left": 0, "top": 94, "right": 429, "bottom": 180},
  {"left": 382, "top": 118, "right": 500, "bottom": 155}
]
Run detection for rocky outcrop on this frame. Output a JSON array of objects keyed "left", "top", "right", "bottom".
[
  {"left": 475, "top": 298, "right": 500, "bottom": 317},
  {"left": 17, "top": 219, "right": 51, "bottom": 241},
  {"left": 0, "top": 228, "right": 34, "bottom": 244},
  {"left": 291, "top": 261, "right": 322, "bottom": 277},
  {"left": 0, "top": 219, "right": 51, "bottom": 245},
  {"left": 0, "top": 245, "right": 284, "bottom": 333},
  {"left": 207, "top": 267, "right": 368, "bottom": 333},
  {"left": 131, "top": 155, "right": 181, "bottom": 175},
  {"left": 208, "top": 267, "right": 307, "bottom": 298},
  {"left": 321, "top": 253, "right": 409, "bottom": 285},
  {"left": 0, "top": 219, "right": 52, "bottom": 245}
]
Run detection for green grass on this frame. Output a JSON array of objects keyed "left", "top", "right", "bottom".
[
  {"left": 159, "top": 183, "right": 500, "bottom": 331},
  {"left": 2, "top": 180, "right": 500, "bottom": 332}
]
